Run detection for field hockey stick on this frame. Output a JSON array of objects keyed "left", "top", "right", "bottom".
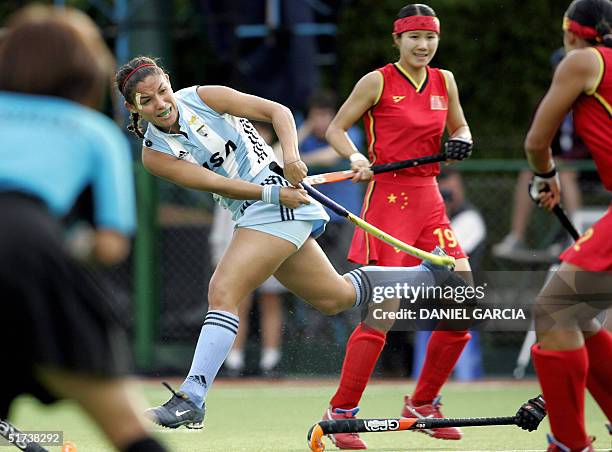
[
  {"left": 307, "top": 395, "right": 546, "bottom": 452},
  {"left": 301, "top": 182, "right": 455, "bottom": 267},
  {"left": 552, "top": 205, "right": 580, "bottom": 241},
  {"left": 0, "top": 419, "right": 49, "bottom": 452},
  {"left": 303, "top": 153, "right": 446, "bottom": 186},
  {"left": 532, "top": 183, "right": 580, "bottom": 241}
]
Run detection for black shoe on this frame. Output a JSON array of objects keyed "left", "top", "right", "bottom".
[{"left": 144, "top": 382, "right": 205, "bottom": 429}]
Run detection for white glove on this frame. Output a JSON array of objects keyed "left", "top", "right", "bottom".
[{"left": 528, "top": 167, "right": 560, "bottom": 206}]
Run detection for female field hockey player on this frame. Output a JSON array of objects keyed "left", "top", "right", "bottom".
[
  {"left": 115, "top": 56, "right": 467, "bottom": 429},
  {"left": 322, "top": 3, "right": 473, "bottom": 448},
  {"left": 0, "top": 6, "right": 168, "bottom": 452},
  {"left": 525, "top": 0, "right": 612, "bottom": 450}
]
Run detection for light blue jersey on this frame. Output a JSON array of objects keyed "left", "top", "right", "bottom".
[
  {"left": 144, "top": 86, "right": 328, "bottom": 228},
  {"left": 0, "top": 92, "right": 136, "bottom": 234}
]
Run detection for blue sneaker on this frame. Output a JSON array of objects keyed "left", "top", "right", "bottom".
[{"left": 144, "top": 382, "right": 204, "bottom": 429}]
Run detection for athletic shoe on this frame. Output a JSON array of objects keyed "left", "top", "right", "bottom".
[
  {"left": 322, "top": 406, "right": 367, "bottom": 450},
  {"left": 492, "top": 233, "right": 528, "bottom": 259},
  {"left": 545, "top": 433, "right": 594, "bottom": 452},
  {"left": 144, "top": 382, "right": 204, "bottom": 429},
  {"left": 401, "top": 395, "right": 462, "bottom": 440}
]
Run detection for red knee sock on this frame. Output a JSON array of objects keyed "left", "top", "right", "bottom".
[
  {"left": 584, "top": 329, "right": 612, "bottom": 422},
  {"left": 330, "top": 323, "right": 386, "bottom": 410},
  {"left": 412, "top": 330, "right": 470, "bottom": 405},
  {"left": 532, "top": 344, "right": 589, "bottom": 451}
]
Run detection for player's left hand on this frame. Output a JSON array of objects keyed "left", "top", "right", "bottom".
[
  {"left": 528, "top": 168, "right": 561, "bottom": 211},
  {"left": 514, "top": 395, "right": 547, "bottom": 432},
  {"left": 444, "top": 137, "right": 473, "bottom": 161},
  {"left": 284, "top": 159, "right": 308, "bottom": 186}
]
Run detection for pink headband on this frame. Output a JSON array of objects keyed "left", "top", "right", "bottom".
[
  {"left": 393, "top": 16, "right": 440, "bottom": 35},
  {"left": 121, "top": 63, "right": 156, "bottom": 93}
]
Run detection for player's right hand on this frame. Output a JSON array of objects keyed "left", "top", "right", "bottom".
[
  {"left": 350, "top": 159, "right": 373, "bottom": 183},
  {"left": 528, "top": 168, "right": 561, "bottom": 211},
  {"left": 280, "top": 187, "right": 311, "bottom": 209}
]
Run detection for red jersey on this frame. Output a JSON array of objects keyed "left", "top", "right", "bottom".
[
  {"left": 573, "top": 46, "right": 612, "bottom": 191},
  {"left": 363, "top": 63, "right": 449, "bottom": 181}
]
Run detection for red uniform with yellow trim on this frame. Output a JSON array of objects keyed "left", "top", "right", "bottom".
[
  {"left": 348, "top": 63, "right": 466, "bottom": 266},
  {"left": 559, "top": 46, "right": 612, "bottom": 271}
]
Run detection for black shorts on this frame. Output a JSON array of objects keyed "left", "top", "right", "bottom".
[{"left": 0, "top": 193, "right": 130, "bottom": 416}]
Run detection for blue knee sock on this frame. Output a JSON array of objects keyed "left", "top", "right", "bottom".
[
  {"left": 345, "top": 264, "right": 436, "bottom": 308},
  {"left": 180, "top": 310, "right": 239, "bottom": 408}
]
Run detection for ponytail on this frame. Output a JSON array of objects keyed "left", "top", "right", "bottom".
[{"left": 127, "top": 112, "right": 145, "bottom": 139}]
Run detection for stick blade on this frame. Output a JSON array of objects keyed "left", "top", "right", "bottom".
[{"left": 307, "top": 424, "right": 326, "bottom": 452}]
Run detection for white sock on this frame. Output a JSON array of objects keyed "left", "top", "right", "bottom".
[
  {"left": 225, "top": 349, "right": 245, "bottom": 370},
  {"left": 260, "top": 347, "right": 281, "bottom": 371}
]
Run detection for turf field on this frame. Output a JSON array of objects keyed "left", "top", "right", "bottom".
[{"left": 9, "top": 379, "right": 610, "bottom": 451}]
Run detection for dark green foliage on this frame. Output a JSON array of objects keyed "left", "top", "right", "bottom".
[{"left": 337, "top": 0, "right": 570, "bottom": 156}]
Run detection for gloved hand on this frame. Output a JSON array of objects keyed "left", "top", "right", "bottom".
[{"left": 444, "top": 137, "right": 473, "bottom": 161}]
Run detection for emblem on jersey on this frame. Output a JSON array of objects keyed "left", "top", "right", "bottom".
[
  {"left": 178, "top": 150, "right": 189, "bottom": 160},
  {"left": 196, "top": 124, "right": 208, "bottom": 137},
  {"left": 188, "top": 114, "right": 198, "bottom": 125},
  {"left": 430, "top": 95, "right": 448, "bottom": 110},
  {"left": 392, "top": 95, "right": 405, "bottom": 103}
]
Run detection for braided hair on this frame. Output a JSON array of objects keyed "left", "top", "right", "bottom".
[{"left": 115, "top": 56, "right": 165, "bottom": 138}]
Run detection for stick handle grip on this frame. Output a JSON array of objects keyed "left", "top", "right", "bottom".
[
  {"left": 371, "top": 153, "right": 446, "bottom": 174},
  {"left": 317, "top": 416, "right": 517, "bottom": 434},
  {"left": 302, "top": 182, "right": 349, "bottom": 218},
  {"left": 423, "top": 416, "right": 517, "bottom": 428},
  {"left": 552, "top": 205, "right": 580, "bottom": 240}
]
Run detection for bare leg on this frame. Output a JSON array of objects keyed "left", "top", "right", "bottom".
[
  {"left": 532, "top": 261, "right": 612, "bottom": 450},
  {"left": 511, "top": 170, "right": 534, "bottom": 242},
  {"left": 233, "top": 295, "right": 253, "bottom": 351},
  {"left": 37, "top": 368, "right": 153, "bottom": 450},
  {"left": 260, "top": 293, "right": 282, "bottom": 350},
  {"left": 559, "top": 170, "right": 581, "bottom": 215},
  {"left": 273, "top": 237, "right": 356, "bottom": 315}
]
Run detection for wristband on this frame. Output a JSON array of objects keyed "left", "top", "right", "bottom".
[
  {"left": 262, "top": 185, "right": 272, "bottom": 204},
  {"left": 270, "top": 186, "right": 281, "bottom": 205},
  {"left": 261, "top": 185, "right": 281, "bottom": 205},
  {"left": 349, "top": 152, "right": 368, "bottom": 163},
  {"left": 534, "top": 166, "right": 557, "bottom": 178}
]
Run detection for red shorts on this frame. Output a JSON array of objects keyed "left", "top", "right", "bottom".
[
  {"left": 348, "top": 178, "right": 466, "bottom": 267},
  {"left": 560, "top": 204, "right": 612, "bottom": 271}
]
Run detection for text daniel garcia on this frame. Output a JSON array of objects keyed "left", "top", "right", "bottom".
[{"left": 373, "top": 307, "right": 526, "bottom": 321}]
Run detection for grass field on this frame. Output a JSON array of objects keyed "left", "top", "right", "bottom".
[{"left": 9, "top": 379, "right": 610, "bottom": 451}]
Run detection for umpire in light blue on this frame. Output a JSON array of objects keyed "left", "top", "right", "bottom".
[{"left": 0, "top": 5, "right": 167, "bottom": 452}]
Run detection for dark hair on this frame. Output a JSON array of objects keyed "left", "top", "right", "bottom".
[
  {"left": 307, "top": 90, "right": 337, "bottom": 111},
  {"left": 115, "top": 56, "right": 166, "bottom": 138},
  {"left": 397, "top": 3, "right": 437, "bottom": 20},
  {"left": 566, "top": 0, "right": 612, "bottom": 47},
  {"left": 0, "top": 5, "right": 114, "bottom": 108}
]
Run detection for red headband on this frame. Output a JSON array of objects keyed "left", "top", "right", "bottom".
[
  {"left": 121, "top": 63, "right": 156, "bottom": 94},
  {"left": 393, "top": 16, "right": 440, "bottom": 35},
  {"left": 563, "top": 16, "right": 600, "bottom": 41}
]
